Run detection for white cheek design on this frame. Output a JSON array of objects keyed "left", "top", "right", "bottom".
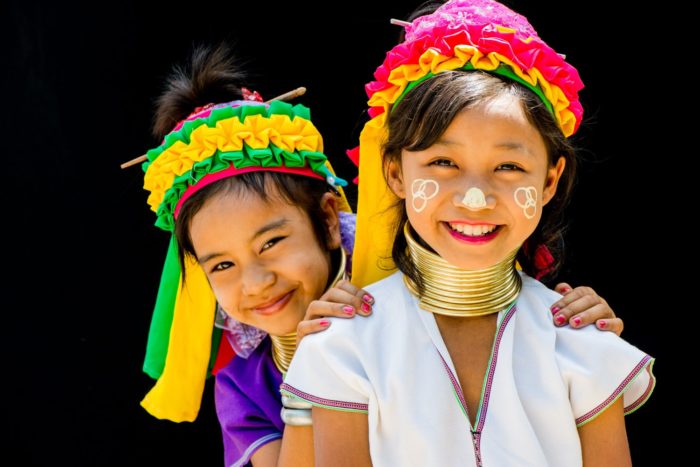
[
  {"left": 514, "top": 186, "right": 538, "bottom": 219},
  {"left": 411, "top": 179, "right": 440, "bottom": 213},
  {"left": 461, "top": 187, "right": 487, "bottom": 209}
]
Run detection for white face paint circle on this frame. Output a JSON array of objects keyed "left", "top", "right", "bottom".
[
  {"left": 461, "top": 187, "right": 487, "bottom": 209},
  {"left": 513, "top": 186, "right": 538, "bottom": 219},
  {"left": 411, "top": 179, "right": 440, "bottom": 213}
]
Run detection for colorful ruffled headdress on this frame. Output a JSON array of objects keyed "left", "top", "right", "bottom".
[
  {"left": 351, "top": 0, "right": 584, "bottom": 287},
  {"left": 138, "top": 96, "right": 350, "bottom": 422}
]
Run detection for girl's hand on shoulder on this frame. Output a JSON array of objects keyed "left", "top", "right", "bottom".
[
  {"left": 296, "top": 280, "right": 375, "bottom": 342},
  {"left": 549, "top": 283, "right": 624, "bottom": 336}
]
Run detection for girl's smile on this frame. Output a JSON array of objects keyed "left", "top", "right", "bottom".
[
  {"left": 248, "top": 290, "right": 295, "bottom": 316},
  {"left": 445, "top": 221, "right": 500, "bottom": 244}
]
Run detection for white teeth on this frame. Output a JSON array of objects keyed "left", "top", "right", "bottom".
[{"left": 449, "top": 223, "right": 496, "bottom": 236}]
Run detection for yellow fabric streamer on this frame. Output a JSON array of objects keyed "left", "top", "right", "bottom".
[
  {"left": 140, "top": 255, "right": 217, "bottom": 422},
  {"left": 351, "top": 118, "right": 400, "bottom": 288}
]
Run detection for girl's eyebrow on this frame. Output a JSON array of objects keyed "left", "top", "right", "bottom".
[
  {"left": 496, "top": 141, "right": 536, "bottom": 157},
  {"left": 252, "top": 218, "right": 289, "bottom": 241},
  {"left": 433, "top": 138, "right": 461, "bottom": 147}
]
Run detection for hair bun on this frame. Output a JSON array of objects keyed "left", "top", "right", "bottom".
[{"left": 152, "top": 43, "right": 246, "bottom": 139}]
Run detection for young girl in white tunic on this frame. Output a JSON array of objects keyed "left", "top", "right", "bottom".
[{"left": 282, "top": 1, "right": 655, "bottom": 466}]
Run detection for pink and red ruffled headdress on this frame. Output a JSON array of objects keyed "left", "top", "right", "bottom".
[{"left": 352, "top": 0, "right": 584, "bottom": 287}]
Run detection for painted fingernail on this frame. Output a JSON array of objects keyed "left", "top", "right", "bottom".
[
  {"left": 561, "top": 287, "right": 571, "bottom": 293},
  {"left": 598, "top": 320, "right": 606, "bottom": 328},
  {"left": 550, "top": 306, "right": 560, "bottom": 315},
  {"left": 363, "top": 294, "right": 374, "bottom": 304},
  {"left": 342, "top": 305, "right": 354, "bottom": 315},
  {"left": 572, "top": 316, "right": 581, "bottom": 326},
  {"left": 361, "top": 302, "right": 371, "bottom": 313},
  {"left": 555, "top": 314, "right": 566, "bottom": 325},
  {"left": 319, "top": 319, "right": 331, "bottom": 327}
]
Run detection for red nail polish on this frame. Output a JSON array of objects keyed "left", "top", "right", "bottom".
[
  {"left": 319, "top": 319, "right": 331, "bottom": 326},
  {"left": 363, "top": 294, "right": 374, "bottom": 304},
  {"left": 555, "top": 314, "right": 566, "bottom": 325},
  {"left": 562, "top": 287, "right": 571, "bottom": 293},
  {"left": 598, "top": 320, "right": 606, "bottom": 328},
  {"left": 361, "top": 302, "right": 371, "bottom": 313},
  {"left": 573, "top": 317, "right": 581, "bottom": 326},
  {"left": 342, "top": 305, "right": 354, "bottom": 315},
  {"left": 550, "top": 306, "right": 560, "bottom": 315}
]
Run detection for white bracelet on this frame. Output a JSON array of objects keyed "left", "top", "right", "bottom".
[
  {"left": 280, "top": 407, "right": 313, "bottom": 426},
  {"left": 281, "top": 394, "right": 313, "bottom": 410}
]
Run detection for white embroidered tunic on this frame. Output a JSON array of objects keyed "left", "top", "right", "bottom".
[{"left": 282, "top": 272, "right": 654, "bottom": 467}]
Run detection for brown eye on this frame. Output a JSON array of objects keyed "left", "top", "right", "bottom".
[
  {"left": 497, "top": 163, "right": 523, "bottom": 171},
  {"left": 213, "top": 261, "right": 234, "bottom": 272},
  {"left": 261, "top": 236, "right": 285, "bottom": 253},
  {"left": 430, "top": 159, "right": 456, "bottom": 167}
]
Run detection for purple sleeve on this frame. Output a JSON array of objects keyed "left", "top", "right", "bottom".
[
  {"left": 339, "top": 211, "right": 356, "bottom": 275},
  {"left": 215, "top": 371, "right": 282, "bottom": 467}
]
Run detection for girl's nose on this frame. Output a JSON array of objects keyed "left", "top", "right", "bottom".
[
  {"left": 241, "top": 264, "right": 276, "bottom": 296},
  {"left": 453, "top": 186, "right": 496, "bottom": 211}
]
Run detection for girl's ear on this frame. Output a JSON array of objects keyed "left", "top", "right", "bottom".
[
  {"left": 542, "top": 156, "right": 566, "bottom": 206},
  {"left": 320, "top": 192, "right": 342, "bottom": 250},
  {"left": 385, "top": 159, "right": 407, "bottom": 199}
]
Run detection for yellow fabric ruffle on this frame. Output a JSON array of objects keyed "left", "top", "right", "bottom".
[
  {"left": 140, "top": 255, "right": 217, "bottom": 422},
  {"left": 144, "top": 114, "right": 323, "bottom": 213},
  {"left": 368, "top": 46, "right": 576, "bottom": 137}
]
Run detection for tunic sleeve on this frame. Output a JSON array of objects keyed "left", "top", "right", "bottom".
[
  {"left": 215, "top": 371, "right": 282, "bottom": 467},
  {"left": 281, "top": 322, "right": 370, "bottom": 413},
  {"left": 554, "top": 329, "right": 656, "bottom": 427}
]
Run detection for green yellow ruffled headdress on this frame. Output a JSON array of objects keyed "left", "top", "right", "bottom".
[
  {"left": 351, "top": 0, "right": 584, "bottom": 287},
  {"left": 136, "top": 96, "right": 350, "bottom": 422}
]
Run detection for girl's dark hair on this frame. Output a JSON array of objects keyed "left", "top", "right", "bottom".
[
  {"left": 153, "top": 43, "right": 336, "bottom": 278},
  {"left": 175, "top": 173, "right": 336, "bottom": 275},
  {"left": 152, "top": 43, "right": 245, "bottom": 140},
  {"left": 382, "top": 71, "right": 577, "bottom": 291}
]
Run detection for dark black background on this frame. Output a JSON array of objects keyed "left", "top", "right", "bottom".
[{"left": 5, "top": 1, "right": 673, "bottom": 465}]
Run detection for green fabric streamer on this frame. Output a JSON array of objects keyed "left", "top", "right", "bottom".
[
  {"left": 142, "top": 234, "right": 180, "bottom": 379},
  {"left": 208, "top": 325, "right": 223, "bottom": 377}
]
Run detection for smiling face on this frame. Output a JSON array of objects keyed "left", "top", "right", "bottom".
[
  {"left": 386, "top": 93, "right": 565, "bottom": 270},
  {"left": 189, "top": 186, "right": 340, "bottom": 336}
]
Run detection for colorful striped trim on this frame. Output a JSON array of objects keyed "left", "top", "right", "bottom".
[
  {"left": 438, "top": 352, "right": 469, "bottom": 419},
  {"left": 623, "top": 360, "right": 656, "bottom": 415},
  {"left": 279, "top": 383, "right": 369, "bottom": 413},
  {"left": 437, "top": 303, "right": 516, "bottom": 433},
  {"left": 575, "top": 354, "right": 655, "bottom": 427},
  {"left": 475, "top": 304, "right": 516, "bottom": 432},
  {"left": 230, "top": 432, "right": 282, "bottom": 467}
]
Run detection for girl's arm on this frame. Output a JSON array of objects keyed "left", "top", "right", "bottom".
[
  {"left": 551, "top": 283, "right": 624, "bottom": 335},
  {"left": 312, "top": 408, "right": 372, "bottom": 467},
  {"left": 249, "top": 426, "right": 314, "bottom": 467},
  {"left": 577, "top": 398, "right": 632, "bottom": 467}
]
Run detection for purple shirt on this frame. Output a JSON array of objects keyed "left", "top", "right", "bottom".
[{"left": 215, "top": 337, "right": 284, "bottom": 467}]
